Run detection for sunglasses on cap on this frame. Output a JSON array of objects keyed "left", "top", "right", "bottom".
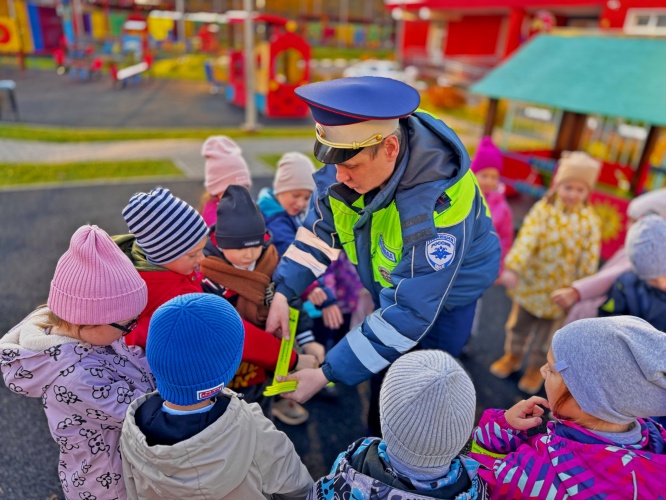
[{"left": 109, "top": 317, "right": 139, "bottom": 336}]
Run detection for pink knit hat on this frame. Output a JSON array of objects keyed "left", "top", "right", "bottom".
[
  {"left": 202, "top": 136, "right": 251, "bottom": 197},
  {"left": 48, "top": 225, "right": 148, "bottom": 325},
  {"left": 471, "top": 136, "right": 503, "bottom": 174},
  {"left": 273, "top": 152, "right": 316, "bottom": 195}
]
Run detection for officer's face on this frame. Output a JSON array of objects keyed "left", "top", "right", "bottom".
[{"left": 334, "top": 136, "right": 399, "bottom": 194}]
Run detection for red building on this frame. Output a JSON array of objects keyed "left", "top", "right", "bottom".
[{"left": 386, "top": 0, "right": 666, "bottom": 83}]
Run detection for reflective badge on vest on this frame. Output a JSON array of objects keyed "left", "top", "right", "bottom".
[
  {"left": 378, "top": 265, "right": 392, "bottom": 284},
  {"left": 425, "top": 233, "right": 456, "bottom": 271},
  {"left": 378, "top": 235, "right": 396, "bottom": 263}
]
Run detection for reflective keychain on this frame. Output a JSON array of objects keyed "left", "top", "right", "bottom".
[{"left": 263, "top": 307, "right": 299, "bottom": 396}]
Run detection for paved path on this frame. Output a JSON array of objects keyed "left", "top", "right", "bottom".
[
  {"left": 0, "top": 67, "right": 313, "bottom": 129},
  {"left": 0, "top": 137, "right": 315, "bottom": 180}
]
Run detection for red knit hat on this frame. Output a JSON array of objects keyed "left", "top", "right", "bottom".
[
  {"left": 48, "top": 225, "right": 147, "bottom": 325},
  {"left": 471, "top": 136, "right": 503, "bottom": 175}
]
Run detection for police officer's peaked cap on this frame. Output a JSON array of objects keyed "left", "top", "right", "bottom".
[{"left": 295, "top": 77, "right": 420, "bottom": 164}]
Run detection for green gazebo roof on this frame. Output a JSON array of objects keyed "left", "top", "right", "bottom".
[{"left": 470, "top": 33, "right": 666, "bottom": 127}]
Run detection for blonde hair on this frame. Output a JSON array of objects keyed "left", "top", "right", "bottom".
[{"left": 33, "top": 305, "right": 88, "bottom": 337}]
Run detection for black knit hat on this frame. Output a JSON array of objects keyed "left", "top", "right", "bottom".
[{"left": 215, "top": 185, "right": 266, "bottom": 249}]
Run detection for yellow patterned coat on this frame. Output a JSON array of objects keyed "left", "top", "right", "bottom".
[{"left": 505, "top": 197, "right": 601, "bottom": 319}]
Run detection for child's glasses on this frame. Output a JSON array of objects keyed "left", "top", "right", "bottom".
[{"left": 109, "top": 317, "right": 139, "bottom": 336}]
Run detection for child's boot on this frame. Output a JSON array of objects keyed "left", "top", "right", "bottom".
[
  {"left": 489, "top": 353, "right": 522, "bottom": 379},
  {"left": 271, "top": 398, "right": 309, "bottom": 425},
  {"left": 518, "top": 367, "right": 544, "bottom": 394}
]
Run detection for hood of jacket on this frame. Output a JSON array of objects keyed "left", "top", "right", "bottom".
[
  {"left": 121, "top": 390, "right": 258, "bottom": 498},
  {"left": 113, "top": 234, "right": 165, "bottom": 273},
  {"left": 310, "top": 438, "right": 487, "bottom": 500},
  {"left": 1, "top": 308, "right": 105, "bottom": 397},
  {"left": 257, "top": 187, "right": 284, "bottom": 219}
]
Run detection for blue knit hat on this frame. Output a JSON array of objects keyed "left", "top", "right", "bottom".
[
  {"left": 147, "top": 293, "right": 245, "bottom": 406},
  {"left": 122, "top": 188, "right": 209, "bottom": 266}
]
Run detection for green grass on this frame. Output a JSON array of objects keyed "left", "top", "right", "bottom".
[
  {"left": 151, "top": 53, "right": 210, "bottom": 82},
  {"left": 260, "top": 152, "right": 322, "bottom": 170},
  {"left": 311, "top": 47, "right": 393, "bottom": 61},
  {"left": 0, "top": 124, "right": 313, "bottom": 143},
  {"left": 0, "top": 159, "right": 183, "bottom": 187}
]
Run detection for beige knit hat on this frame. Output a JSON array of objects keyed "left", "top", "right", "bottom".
[
  {"left": 552, "top": 151, "right": 601, "bottom": 190},
  {"left": 379, "top": 350, "right": 476, "bottom": 477},
  {"left": 273, "top": 152, "right": 316, "bottom": 195}
]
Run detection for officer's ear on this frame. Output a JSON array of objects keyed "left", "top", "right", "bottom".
[{"left": 384, "top": 134, "right": 400, "bottom": 161}]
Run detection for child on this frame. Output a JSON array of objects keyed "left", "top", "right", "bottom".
[
  {"left": 472, "top": 316, "right": 666, "bottom": 498},
  {"left": 199, "top": 185, "right": 317, "bottom": 424},
  {"left": 307, "top": 350, "right": 488, "bottom": 499},
  {"left": 599, "top": 215, "right": 666, "bottom": 331},
  {"left": 198, "top": 135, "right": 252, "bottom": 227},
  {"left": 552, "top": 187, "right": 666, "bottom": 324},
  {"left": 0, "top": 225, "right": 155, "bottom": 500},
  {"left": 471, "top": 136, "right": 514, "bottom": 272},
  {"left": 121, "top": 293, "right": 314, "bottom": 500},
  {"left": 114, "top": 187, "right": 210, "bottom": 349},
  {"left": 491, "top": 151, "right": 601, "bottom": 394},
  {"left": 257, "top": 151, "right": 317, "bottom": 256},
  {"left": 257, "top": 152, "right": 344, "bottom": 332}
]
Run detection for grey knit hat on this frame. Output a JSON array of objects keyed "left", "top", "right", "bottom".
[
  {"left": 626, "top": 214, "right": 666, "bottom": 280},
  {"left": 380, "top": 350, "right": 476, "bottom": 477},
  {"left": 551, "top": 316, "right": 666, "bottom": 425}
]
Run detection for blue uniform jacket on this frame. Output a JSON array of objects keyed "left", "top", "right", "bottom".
[{"left": 273, "top": 112, "right": 500, "bottom": 385}]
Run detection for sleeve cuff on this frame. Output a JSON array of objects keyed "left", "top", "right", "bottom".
[
  {"left": 295, "top": 329, "right": 315, "bottom": 346},
  {"left": 321, "top": 363, "right": 337, "bottom": 383}
]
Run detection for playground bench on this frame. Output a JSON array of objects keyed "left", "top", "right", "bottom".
[
  {"left": 0, "top": 80, "right": 19, "bottom": 121},
  {"left": 110, "top": 62, "right": 149, "bottom": 89}
]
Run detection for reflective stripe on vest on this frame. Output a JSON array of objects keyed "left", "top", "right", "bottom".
[{"left": 330, "top": 170, "right": 478, "bottom": 288}]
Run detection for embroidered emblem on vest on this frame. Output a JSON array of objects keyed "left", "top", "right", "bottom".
[
  {"left": 425, "top": 233, "right": 456, "bottom": 271},
  {"left": 378, "top": 235, "right": 396, "bottom": 263}
]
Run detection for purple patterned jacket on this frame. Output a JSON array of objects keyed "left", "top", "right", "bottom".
[
  {"left": 471, "top": 409, "right": 666, "bottom": 499},
  {"left": 0, "top": 308, "right": 155, "bottom": 500}
]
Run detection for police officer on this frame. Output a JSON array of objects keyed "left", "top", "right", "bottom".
[{"left": 266, "top": 77, "right": 500, "bottom": 433}]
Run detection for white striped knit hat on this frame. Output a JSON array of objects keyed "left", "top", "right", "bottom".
[
  {"left": 380, "top": 350, "right": 476, "bottom": 476},
  {"left": 122, "top": 188, "right": 209, "bottom": 266},
  {"left": 48, "top": 225, "right": 147, "bottom": 325}
]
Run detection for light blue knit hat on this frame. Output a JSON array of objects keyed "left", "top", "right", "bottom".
[
  {"left": 147, "top": 294, "right": 245, "bottom": 406},
  {"left": 122, "top": 187, "right": 209, "bottom": 266}
]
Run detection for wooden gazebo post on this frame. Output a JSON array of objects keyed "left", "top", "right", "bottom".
[
  {"left": 553, "top": 111, "right": 587, "bottom": 159},
  {"left": 483, "top": 98, "right": 499, "bottom": 137},
  {"left": 632, "top": 125, "right": 661, "bottom": 195}
]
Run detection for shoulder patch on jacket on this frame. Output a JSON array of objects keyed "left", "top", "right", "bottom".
[{"left": 425, "top": 233, "right": 456, "bottom": 271}]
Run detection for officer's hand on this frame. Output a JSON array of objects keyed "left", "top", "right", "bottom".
[
  {"left": 266, "top": 292, "right": 290, "bottom": 340},
  {"left": 322, "top": 304, "right": 344, "bottom": 330},
  {"left": 302, "top": 341, "right": 326, "bottom": 365},
  {"left": 551, "top": 287, "right": 579, "bottom": 309},
  {"left": 307, "top": 287, "right": 327, "bottom": 306},
  {"left": 277, "top": 368, "right": 329, "bottom": 403}
]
